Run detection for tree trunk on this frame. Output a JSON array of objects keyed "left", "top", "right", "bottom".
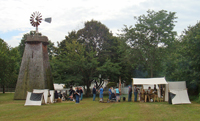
[
  {"left": 119, "top": 76, "right": 121, "bottom": 94},
  {"left": 3, "top": 85, "right": 5, "bottom": 94},
  {"left": 86, "top": 83, "right": 91, "bottom": 97},
  {"left": 95, "top": 80, "right": 99, "bottom": 89},
  {"left": 95, "top": 79, "right": 104, "bottom": 90}
]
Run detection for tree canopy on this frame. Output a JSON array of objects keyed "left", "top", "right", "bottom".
[
  {"left": 52, "top": 20, "right": 125, "bottom": 96},
  {"left": 122, "top": 10, "right": 177, "bottom": 77},
  {"left": 165, "top": 22, "right": 200, "bottom": 94},
  {"left": 0, "top": 38, "right": 20, "bottom": 93}
]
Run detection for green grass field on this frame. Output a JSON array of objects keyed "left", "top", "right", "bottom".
[{"left": 0, "top": 93, "right": 200, "bottom": 121}]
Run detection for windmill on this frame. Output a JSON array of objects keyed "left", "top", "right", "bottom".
[
  {"left": 14, "top": 12, "right": 54, "bottom": 100},
  {"left": 30, "top": 11, "right": 52, "bottom": 33}
]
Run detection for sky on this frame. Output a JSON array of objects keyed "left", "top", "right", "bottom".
[{"left": 0, "top": 0, "right": 200, "bottom": 47}]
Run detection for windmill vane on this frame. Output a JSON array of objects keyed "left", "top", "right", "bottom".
[{"left": 30, "top": 11, "right": 51, "bottom": 33}]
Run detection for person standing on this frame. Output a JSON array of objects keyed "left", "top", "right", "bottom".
[
  {"left": 128, "top": 86, "right": 132, "bottom": 102},
  {"left": 99, "top": 86, "right": 104, "bottom": 102},
  {"left": 93, "top": 86, "right": 97, "bottom": 101},
  {"left": 58, "top": 91, "right": 61, "bottom": 99},
  {"left": 69, "top": 87, "right": 73, "bottom": 97},
  {"left": 109, "top": 87, "right": 112, "bottom": 101},
  {"left": 80, "top": 87, "right": 83, "bottom": 101},
  {"left": 115, "top": 87, "right": 120, "bottom": 102},
  {"left": 75, "top": 87, "right": 80, "bottom": 104},
  {"left": 54, "top": 90, "right": 58, "bottom": 102},
  {"left": 134, "top": 85, "right": 138, "bottom": 102}
]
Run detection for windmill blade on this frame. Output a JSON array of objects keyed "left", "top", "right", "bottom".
[{"left": 44, "top": 17, "right": 52, "bottom": 23}]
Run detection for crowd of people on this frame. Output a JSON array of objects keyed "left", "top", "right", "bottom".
[
  {"left": 138, "top": 85, "right": 159, "bottom": 102},
  {"left": 54, "top": 85, "right": 160, "bottom": 104},
  {"left": 54, "top": 87, "right": 84, "bottom": 104},
  {"left": 93, "top": 85, "right": 160, "bottom": 103},
  {"left": 92, "top": 86, "right": 122, "bottom": 102}
]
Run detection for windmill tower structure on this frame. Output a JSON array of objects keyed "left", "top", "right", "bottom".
[{"left": 14, "top": 12, "right": 54, "bottom": 100}]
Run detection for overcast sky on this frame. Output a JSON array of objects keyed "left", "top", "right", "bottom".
[{"left": 0, "top": 0, "right": 200, "bottom": 47}]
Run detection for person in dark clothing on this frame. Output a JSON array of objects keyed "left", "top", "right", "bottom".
[
  {"left": 58, "top": 91, "right": 62, "bottom": 99},
  {"left": 54, "top": 90, "right": 58, "bottom": 102},
  {"left": 75, "top": 87, "right": 80, "bottom": 103},
  {"left": 80, "top": 87, "right": 83, "bottom": 101},
  {"left": 134, "top": 85, "right": 138, "bottom": 102},
  {"left": 93, "top": 86, "right": 97, "bottom": 101},
  {"left": 128, "top": 86, "right": 132, "bottom": 102},
  {"left": 154, "top": 85, "right": 157, "bottom": 91},
  {"left": 69, "top": 87, "right": 75, "bottom": 101},
  {"left": 69, "top": 87, "right": 73, "bottom": 97},
  {"left": 160, "top": 85, "right": 163, "bottom": 96},
  {"left": 153, "top": 85, "right": 157, "bottom": 94}
]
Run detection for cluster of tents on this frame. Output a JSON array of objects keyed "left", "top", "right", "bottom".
[
  {"left": 132, "top": 77, "right": 191, "bottom": 105},
  {"left": 24, "top": 89, "right": 54, "bottom": 106},
  {"left": 24, "top": 77, "right": 191, "bottom": 106}
]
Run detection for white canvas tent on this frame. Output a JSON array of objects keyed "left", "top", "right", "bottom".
[
  {"left": 33, "top": 89, "right": 49, "bottom": 104},
  {"left": 50, "top": 90, "right": 54, "bottom": 103},
  {"left": 24, "top": 92, "right": 45, "bottom": 106},
  {"left": 166, "top": 81, "right": 191, "bottom": 105},
  {"left": 132, "top": 77, "right": 168, "bottom": 101},
  {"left": 54, "top": 84, "right": 64, "bottom": 90}
]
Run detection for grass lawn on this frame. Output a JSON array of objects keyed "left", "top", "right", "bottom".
[{"left": 0, "top": 93, "right": 200, "bottom": 121}]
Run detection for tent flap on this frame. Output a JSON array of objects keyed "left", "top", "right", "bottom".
[
  {"left": 30, "top": 93, "right": 43, "bottom": 101},
  {"left": 33, "top": 89, "right": 49, "bottom": 104},
  {"left": 170, "top": 90, "right": 191, "bottom": 104},
  {"left": 167, "top": 81, "right": 191, "bottom": 105},
  {"left": 24, "top": 92, "right": 44, "bottom": 106},
  {"left": 50, "top": 90, "right": 54, "bottom": 103}
]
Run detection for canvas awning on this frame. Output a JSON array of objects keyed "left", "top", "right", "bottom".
[
  {"left": 132, "top": 77, "right": 168, "bottom": 85},
  {"left": 54, "top": 83, "right": 64, "bottom": 90}
]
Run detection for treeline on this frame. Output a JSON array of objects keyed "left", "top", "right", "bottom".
[
  {"left": 0, "top": 38, "right": 20, "bottom": 93},
  {"left": 1, "top": 10, "right": 200, "bottom": 96}
]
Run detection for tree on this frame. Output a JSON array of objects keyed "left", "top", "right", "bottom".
[
  {"left": 52, "top": 32, "right": 100, "bottom": 95},
  {"left": 99, "top": 35, "right": 133, "bottom": 84},
  {"left": 77, "top": 19, "right": 112, "bottom": 53},
  {"left": 122, "top": 10, "right": 177, "bottom": 77},
  {"left": 77, "top": 20, "right": 125, "bottom": 86},
  {"left": 47, "top": 40, "right": 55, "bottom": 60},
  {"left": 0, "top": 38, "right": 19, "bottom": 93},
  {"left": 76, "top": 20, "right": 120, "bottom": 93},
  {"left": 52, "top": 21, "right": 123, "bottom": 96},
  {"left": 165, "top": 22, "right": 200, "bottom": 95}
]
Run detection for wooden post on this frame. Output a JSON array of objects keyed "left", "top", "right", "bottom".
[{"left": 119, "top": 76, "right": 121, "bottom": 95}]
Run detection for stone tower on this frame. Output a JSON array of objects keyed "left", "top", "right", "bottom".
[{"left": 14, "top": 33, "right": 54, "bottom": 100}]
